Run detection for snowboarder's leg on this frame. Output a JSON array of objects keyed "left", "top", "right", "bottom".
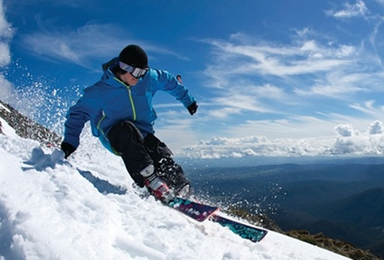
[
  {"left": 108, "top": 121, "right": 174, "bottom": 202},
  {"left": 108, "top": 121, "right": 153, "bottom": 188},
  {"left": 144, "top": 133, "right": 191, "bottom": 197}
]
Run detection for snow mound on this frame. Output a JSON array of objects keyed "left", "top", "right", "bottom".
[{"left": 0, "top": 130, "right": 350, "bottom": 259}]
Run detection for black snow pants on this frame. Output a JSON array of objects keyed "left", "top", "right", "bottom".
[{"left": 108, "top": 121, "right": 190, "bottom": 192}]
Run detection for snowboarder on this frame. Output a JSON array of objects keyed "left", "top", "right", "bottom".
[{"left": 60, "top": 44, "right": 198, "bottom": 203}]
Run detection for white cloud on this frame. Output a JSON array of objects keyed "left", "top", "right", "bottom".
[
  {"left": 368, "top": 120, "right": 383, "bottom": 134},
  {"left": 208, "top": 106, "right": 242, "bottom": 119},
  {"left": 0, "top": 0, "right": 14, "bottom": 102},
  {"left": 375, "top": 0, "right": 384, "bottom": 6},
  {"left": 203, "top": 36, "right": 365, "bottom": 99},
  {"left": 21, "top": 23, "right": 126, "bottom": 68},
  {"left": 177, "top": 121, "right": 384, "bottom": 158},
  {"left": 327, "top": 0, "right": 368, "bottom": 19},
  {"left": 207, "top": 38, "right": 356, "bottom": 78},
  {"left": 211, "top": 92, "right": 272, "bottom": 113},
  {"left": 294, "top": 71, "right": 368, "bottom": 97},
  {"left": 253, "top": 84, "right": 285, "bottom": 98},
  {"left": 20, "top": 23, "right": 187, "bottom": 69},
  {"left": 200, "top": 28, "right": 384, "bottom": 129},
  {"left": 199, "top": 136, "right": 268, "bottom": 146},
  {"left": 0, "top": 1, "right": 12, "bottom": 40},
  {"left": 334, "top": 123, "right": 359, "bottom": 137},
  {"left": 0, "top": 73, "right": 13, "bottom": 100},
  {"left": 0, "top": 39, "right": 10, "bottom": 65},
  {"left": 349, "top": 100, "right": 383, "bottom": 117}
]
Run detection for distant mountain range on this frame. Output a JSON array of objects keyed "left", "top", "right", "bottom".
[{"left": 188, "top": 163, "right": 384, "bottom": 258}]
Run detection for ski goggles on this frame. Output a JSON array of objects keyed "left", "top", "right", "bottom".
[{"left": 119, "top": 61, "right": 148, "bottom": 79}]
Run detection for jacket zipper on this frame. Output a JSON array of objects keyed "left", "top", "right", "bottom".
[
  {"left": 126, "top": 86, "right": 136, "bottom": 121},
  {"left": 112, "top": 76, "right": 137, "bottom": 121},
  {"left": 96, "top": 77, "right": 137, "bottom": 135}
]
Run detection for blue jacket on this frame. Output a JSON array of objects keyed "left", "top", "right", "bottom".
[{"left": 63, "top": 59, "right": 196, "bottom": 152}]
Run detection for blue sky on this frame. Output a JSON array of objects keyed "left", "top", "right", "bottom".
[{"left": 2, "top": 0, "right": 384, "bottom": 153}]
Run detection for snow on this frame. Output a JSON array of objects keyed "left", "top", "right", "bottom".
[
  {"left": 0, "top": 126, "right": 351, "bottom": 259},
  {"left": 0, "top": 118, "right": 16, "bottom": 138},
  {"left": 0, "top": 103, "right": 10, "bottom": 113}
]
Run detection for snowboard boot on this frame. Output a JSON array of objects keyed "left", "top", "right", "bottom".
[
  {"left": 140, "top": 165, "right": 175, "bottom": 203},
  {"left": 157, "top": 157, "right": 192, "bottom": 198},
  {"left": 177, "top": 184, "right": 193, "bottom": 199}
]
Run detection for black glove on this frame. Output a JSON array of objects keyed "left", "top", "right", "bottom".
[
  {"left": 187, "top": 102, "right": 198, "bottom": 115},
  {"left": 61, "top": 142, "right": 76, "bottom": 159}
]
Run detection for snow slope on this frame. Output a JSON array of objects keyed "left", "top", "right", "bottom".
[{"left": 0, "top": 121, "right": 351, "bottom": 260}]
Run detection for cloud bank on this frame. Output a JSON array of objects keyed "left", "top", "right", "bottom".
[{"left": 177, "top": 120, "right": 384, "bottom": 159}]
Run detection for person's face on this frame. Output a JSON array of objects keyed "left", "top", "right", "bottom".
[
  {"left": 123, "top": 72, "right": 140, "bottom": 86},
  {"left": 118, "top": 61, "right": 148, "bottom": 86}
]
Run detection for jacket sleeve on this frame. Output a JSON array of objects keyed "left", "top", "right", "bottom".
[
  {"left": 151, "top": 69, "right": 196, "bottom": 108},
  {"left": 63, "top": 87, "right": 102, "bottom": 148}
]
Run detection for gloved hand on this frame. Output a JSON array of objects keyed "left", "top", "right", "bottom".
[
  {"left": 61, "top": 142, "right": 76, "bottom": 159},
  {"left": 187, "top": 102, "right": 198, "bottom": 115}
]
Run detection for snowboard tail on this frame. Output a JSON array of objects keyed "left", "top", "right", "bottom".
[
  {"left": 210, "top": 214, "right": 268, "bottom": 242},
  {"left": 168, "top": 197, "right": 219, "bottom": 222},
  {"left": 168, "top": 198, "right": 268, "bottom": 242}
]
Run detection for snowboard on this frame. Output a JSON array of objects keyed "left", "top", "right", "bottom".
[
  {"left": 168, "top": 197, "right": 219, "bottom": 222},
  {"left": 210, "top": 214, "right": 268, "bottom": 242}
]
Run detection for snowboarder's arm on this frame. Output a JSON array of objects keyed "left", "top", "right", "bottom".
[
  {"left": 63, "top": 88, "right": 101, "bottom": 149},
  {"left": 151, "top": 70, "right": 197, "bottom": 112}
]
